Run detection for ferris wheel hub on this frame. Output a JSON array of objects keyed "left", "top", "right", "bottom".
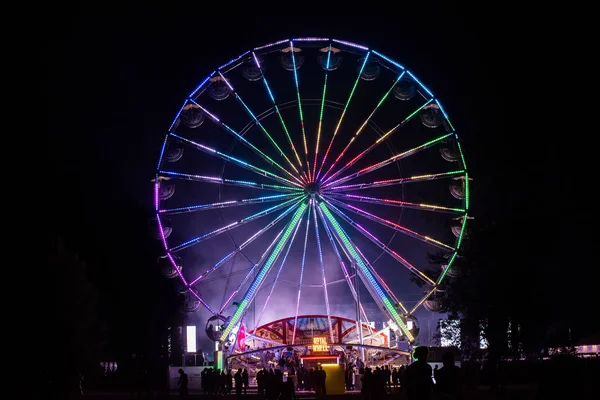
[{"left": 304, "top": 181, "right": 321, "bottom": 196}]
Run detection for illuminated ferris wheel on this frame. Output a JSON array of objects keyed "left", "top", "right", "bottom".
[{"left": 151, "top": 38, "right": 470, "bottom": 352}]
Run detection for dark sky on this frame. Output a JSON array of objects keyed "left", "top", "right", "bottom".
[{"left": 44, "top": 7, "right": 594, "bottom": 348}]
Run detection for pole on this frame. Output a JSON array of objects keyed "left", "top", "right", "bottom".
[{"left": 353, "top": 260, "right": 365, "bottom": 362}]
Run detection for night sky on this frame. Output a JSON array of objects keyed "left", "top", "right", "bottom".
[{"left": 44, "top": 8, "right": 593, "bottom": 352}]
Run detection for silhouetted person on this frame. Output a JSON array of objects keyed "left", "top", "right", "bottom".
[
  {"left": 234, "top": 368, "right": 243, "bottom": 400},
  {"left": 435, "top": 352, "right": 464, "bottom": 400},
  {"left": 177, "top": 369, "right": 188, "bottom": 400},
  {"left": 242, "top": 368, "right": 249, "bottom": 395},
  {"left": 405, "top": 346, "right": 433, "bottom": 400}
]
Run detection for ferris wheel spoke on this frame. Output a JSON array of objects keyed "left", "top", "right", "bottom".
[
  {"left": 312, "top": 44, "right": 333, "bottom": 180},
  {"left": 159, "top": 193, "right": 299, "bottom": 216},
  {"left": 253, "top": 210, "right": 304, "bottom": 333},
  {"left": 326, "top": 192, "right": 465, "bottom": 214},
  {"left": 324, "top": 170, "right": 465, "bottom": 193},
  {"left": 251, "top": 52, "right": 304, "bottom": 174},
  {"left": 219, "top": 202, "right": 309, "bottom": 342},
  {"left": 316, "top": 52, "right": 372, "bottom": 181},
  {"left": 317, "top": 203, "right": 410, "bottom": 316},
  {"left": 170, "top": 133, "right": 301, "bottom": 188},
  {"left": 318, "top": 201, "right": 414, "bottom": 342},
  {"left": 186, "top": 288, "right": 219, "bottom": 315},
  {"left": 188, "top": 201, "right": 302, "bottom": 287},
  {"left": 323, "top": 132, "right": 453, "bottom": 189},
  {"left": 170, "top": 196, "right": 304, "bottom": 253},
  {"left": 186, "top": 101, "right": 304, "bottom": 186},
  {"left": 316, "top": 205, "right": 376, "bottom": 334},
  {"left": 288, "top": 41, "right": 312, "bottom": 181},
  {"left": 216, "top": 72, "right": 304, "bottom": 181},
  {"left": 321, "top": 98, "right": 433, "bottom": 186},
  {"left": 324, "top": 196, "right": 454, "bottom": 251},
  {"left": 321, "top": 197, "right": 436, "bottom": 286},
  {"left": 320, "top": 71, "right": 407, "bottom": 183},
  {"left": 292, "top": 205, "right": 311, "bottom": 345},
  {"left": 158, "top": 170, "right": 302, "bottom": 193},
  {"left": 218, "top": 226, "right": 287, "bottom": 314},
  {"left": 410, "top": 287, "right": 438, "bottom": 315},
  {"left": 312, "top": 201, "right": 337, "bottom": 343}
]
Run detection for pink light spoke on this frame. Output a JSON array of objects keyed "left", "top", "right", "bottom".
[
  {"left": 327, "top": 193, "right": 465, "bottom": 214},
  {"left": 323, "top": 170, "right": 465, "bottom": 193},
  {"left": 322, "top": 197, "right": 436, "bottom": 286},
  {"left": 326, "top": 197, "right": 454, "bottom": 251}
]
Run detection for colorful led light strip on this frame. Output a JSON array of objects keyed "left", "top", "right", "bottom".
[
  {"left": 252, "top": 52, "right": 304, "bottom": 172},
  {"left": 319, "top": 202, "right": 414, "bottom": 342},
  {"left": 325, "top": 133, "right": 453, "bottom": 189},
  {"left": 289, "top": 41, "right": 311, "bottom": 181},
  {"left": 217, "top": 72, "right": 301, "bottom": 177},
  {"left": 160, "top": 193, "right": 297, "bottom": 215},
  {"left": 171, "top": 197, "right": 302, "bottom": 253},
  {"left": 219, "top": 227, "right": 288, "bottom": 314},
  {"left": 316, "top": 52, "right": 371, "bottom": 181},
  {"left": 324, "top": 170, "right": 465, "bottom": 192},
  {"left": 188, "top": 202, "right": 301, "bottom": 287},
  {"left": 320, "top": 71, "right": 406, "bottom": 184},
  {"left": 312, "top": 45, "right": 332, "bottom": 180},
  {"left": 292, "top": 210, "right": 311, "bottom": 345},
  {"left": 187, "top": 101, "right": 303, "bottom": 186},
  {"left": 326, "top": 197, "right": 453, "bottom": 251},
  {"left": 170, "top": 133, "right": 300, "bottom": 188},
  {"left": 312, "top": 202, "right": 335, "bottom": 343},
  {"left": 158, "top": 170, "right": 302, "bottom": 193},
  {"left": 254, "top": 213, "right": 304, "bottom": 331},
  {"left": 328, "top": 193, "right": 465, "bottom": 213},
  {"left": 322, "top": 99, "right": 433, "bottom": 186},
  {"left": 322, "top": 198, "right": 436, "bottom": 287},
  {"left": 220, "top": 203, "right": 308, "bottom": 342}
]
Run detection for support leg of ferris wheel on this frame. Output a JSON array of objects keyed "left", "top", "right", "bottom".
[
  {"left": 318, "top": 201, "right": 414, "bottom": 344},
  {"left": 352, "top": 260, "right": 365, "bottom": 362}
]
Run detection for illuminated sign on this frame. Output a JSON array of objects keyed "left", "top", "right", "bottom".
[{"left": 312, "top": 337, "right": 329, "bottom": 352}]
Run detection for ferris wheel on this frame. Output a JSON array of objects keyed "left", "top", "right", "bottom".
[{"left": 152, "top": 38, "right": 470, "bottom": 351}]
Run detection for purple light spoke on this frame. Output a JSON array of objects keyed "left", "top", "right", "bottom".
[
  {"left": 254, "top": 211, "right": 304, "bottom": 331},
  {"left": 187, "top": 289, "right": 218, "bottom": 315},
  {"left": 159, "top": 170, "right": 303, "bottom": 193},
  {"left": 170, "top": 197, "right": 303, "bottom": 253},
  {"left": 160, "top": 193, "right": 298, "bottom": 215},
  {"left": 188, "top": 202, "right": 300, "bottom": 287},
  {"left": 323, "top": 170, "right": 465, "bottom": 193},
  {"left": 292, "top": 204, "right": 311, "bottom": 345},
  {"left": 170, "top": 133, "right": 301, "bottom": 188},
  {"left": 312, "top": 200, "right": 336, "bottom": 343},
  {"left": 325, "top": 197, "right": 453, "bottom": 251},
  {"left": 322, "top": 197, "right": 436, "bottom": 286}
]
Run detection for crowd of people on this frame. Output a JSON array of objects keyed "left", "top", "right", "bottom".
[{"left": 177, "top": 346, "right": 464, "bottom": 400}]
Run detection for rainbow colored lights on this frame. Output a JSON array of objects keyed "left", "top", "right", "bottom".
[{"left": 154, "top": 38, "right": 471, "bottom": 347}]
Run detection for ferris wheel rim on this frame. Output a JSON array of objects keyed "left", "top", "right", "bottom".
[{"left": 153, "top": 37, "right": 471, "bottom": 345}]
